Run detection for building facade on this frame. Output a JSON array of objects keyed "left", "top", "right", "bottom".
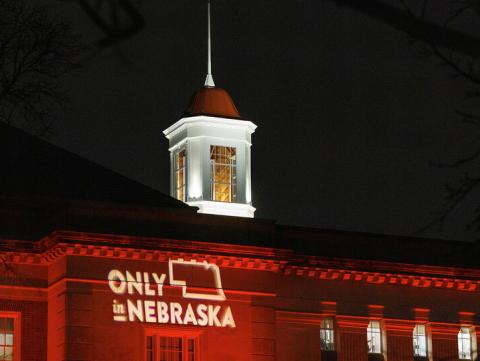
[
  {"left": 0, "top": 193, "right": 479, "bottom": 361},
  {"left": 1, "top": 6, "right": 479, "bottom": 360}
]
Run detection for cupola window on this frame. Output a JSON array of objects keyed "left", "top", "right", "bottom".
[
  {"left": 210, "top": 145, "right": 236, "bottom": 202},
  {"left": 175, "top": 149, "right": 186, "bottom": 201}
]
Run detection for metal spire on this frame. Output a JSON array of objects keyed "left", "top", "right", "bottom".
[{"left": 204, "top": 1, "right": 215, "bottom": 87}]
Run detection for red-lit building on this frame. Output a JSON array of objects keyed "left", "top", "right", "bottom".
[
  {"left": 1, "top": 119, "right": 480, "bottom": 361},
  {"left": 1, "top": 15, "right": 480, "bottom": 358}
]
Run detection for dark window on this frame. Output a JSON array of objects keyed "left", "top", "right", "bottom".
[{"left": 146, "top": 335, "right": 197, "bottom": 361}]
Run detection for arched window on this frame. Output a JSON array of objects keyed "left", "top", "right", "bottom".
[
  {"left": 367, "top": 321, "right": 382, "bottom": 354},
  {"left": 413, "top": 324, "right": 427, "bottom": 357},
  {"left": 458, "top": 327, "right": 473, "bottom": 360},
  {"left": 320, "top": 318, "right": 335, "bottom": 351}
]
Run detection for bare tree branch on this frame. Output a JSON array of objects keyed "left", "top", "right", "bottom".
[
  {"left": 418, "top": 174, "right": 480, "bottom": 232},
  {"left": 325, "top": 0, "right": 480, "bottom": 57},
  {"left": 0, "top": 0, "right": 82, "bottom": 135},
  {"left": 430, "top": 148, "right": 480, "bottom": 168}
]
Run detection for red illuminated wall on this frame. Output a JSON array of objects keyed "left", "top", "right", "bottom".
[
  {"left": 0, "top": 231, "right": 479, "bottom": 361},
  {"left": 0, "top": 300, "right": 47, "bottom": 361}
]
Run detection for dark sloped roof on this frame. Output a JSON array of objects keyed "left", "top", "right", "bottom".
[
  {"left": 184, "top": 86, "right": 241, "bottom": 119},
  {"left": 1, "top": 197, "right": 479, "bottom": 271},
  {"left": 0, "top": 122, "right": 191, "bottom": 209},
  {"left": 1, "top": 124, "right": 479, "bottom": 271}
]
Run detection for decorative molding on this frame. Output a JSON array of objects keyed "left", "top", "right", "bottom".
[
  {"left": 283, "top": 266, "right": 480, "bottom": 293},
  {"left": 0, "top": 242, "right": 282, "bottom": 273},
  {"left": 1, "top": 231, "right": 480, "bottom": 294}
]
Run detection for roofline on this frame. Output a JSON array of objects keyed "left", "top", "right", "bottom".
[
  {"left": 163, "top": 115, "right": 257, "bottom": 138},
  {"left": 1, "top": 195, "right": 479, "bottom": 271}
]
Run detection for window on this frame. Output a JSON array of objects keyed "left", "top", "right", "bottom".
[
  {"left": 458, "top": 327, "right": 473, "bottom": 360},
  {"left": 367, "top": 321, "right": 382, "bottom": 354},
  {"left": 413, "top": 324, "right": 427, "bottom": 357},
  {"left": 210, "top": 145, "right": 236, "bottom": 202},
  {"left": 175, "top": 149, "right": 186, "bottom": 201},
  {"left": 320, "top": 318, "right": 335, "bottom": 351},
  {"left": 0, "top": 317, "right": 14, "bottom": 361},
  {"left": 146, "top": 335, "right": 197, "bottom": 361}
]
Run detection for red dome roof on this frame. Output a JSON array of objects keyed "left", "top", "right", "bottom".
[{"left": 184, "top": 87, "right": 240, "bottom": 119}]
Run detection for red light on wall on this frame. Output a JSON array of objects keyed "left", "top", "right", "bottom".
[
  {"left": 368, "top": 305, "right": 384, "bottom": 318},
  {"left": 414, "top": 308, "right": 430, "bottom": 322},
  {"left": 321, "top": 301, "right": 337, "bottom": 316},
  {"left": 459, "top": 312, "right": 475, "bottom": 325}
]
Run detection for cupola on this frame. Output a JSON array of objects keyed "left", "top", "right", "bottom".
[{"left": 163, "top": 2, "right": 256, "bottom": 218}]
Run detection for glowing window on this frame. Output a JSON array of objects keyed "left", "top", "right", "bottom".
[
  {"left": 320, "top": 318, "right": 335, "bottom": 351},
  {"left": 146, "top": 336, "right": 196, "bottom": 361},
  {"left": 210, "top": 145, "right": 236, "bottom": 202},
  {"left": 458, "top": 327, "right": 473, "bottom": 360},
  {"left": 367, "top": 321, "right": 382, "bottom": 354},
  {"left": 413, "top": 324, "right": 427, "bottom": 357},
  {"left": 175, "top": 149, "right": 186, "bottom": 202},
  {"left": 0, "top": 317, "right": 14, "bottom": 361}
]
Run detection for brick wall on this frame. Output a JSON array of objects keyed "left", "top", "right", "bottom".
[{"left": 0, "top": 299, "right": 47, "bottom": 361}]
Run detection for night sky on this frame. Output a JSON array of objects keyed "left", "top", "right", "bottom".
[{"left": 42, "top": 0, "right": 479, "bottom": 242}]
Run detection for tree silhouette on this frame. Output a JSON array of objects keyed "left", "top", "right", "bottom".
[
  {"left": 395, "top": 0, "right": 480, "bottom": 236},
  {"left": 326, "top": 0, "right": 480, "bottom": 238},
  {"left": 0, "top": 0, "right": 82, "bottom": 135},
  {"left": 75, "top": 0, "right": 145, "bottom": 48}
]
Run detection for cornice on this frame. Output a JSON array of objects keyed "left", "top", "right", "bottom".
[
  {"left": 283, "top": 266, "right": 480, "bottom": 293},
  {"left": 1, "top": 231, "right": 479, "bottom": 293}
]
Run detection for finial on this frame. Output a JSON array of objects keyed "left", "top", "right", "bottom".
[{"left": 204, "top": 1, "right": 215, "bottom": 87}]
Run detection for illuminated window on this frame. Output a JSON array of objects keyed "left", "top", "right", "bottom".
[
  {"left": 0, "top": 317, "right": 14, "bottom": 361},
  {"left": 413, "top": 324, "right": 427, "bottom": 357},
  {"left": 320, "top": 318, "right": 335, "bottom": 351},
  {"left": 210, "top": 145, "right": 236, "bottom": 202},
  {"left": 367, "top": 321, "right": 382, "bottom": 354},
  {"left": 146, "top": 336, "right": 196, "bottom": 361},
  {"left": 175, "top": 149, "right": 186, "bottom": 201},
  {"left": 458, "top": 327, "right": 474, "bottom": 360}
]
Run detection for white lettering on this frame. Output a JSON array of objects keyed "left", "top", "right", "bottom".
[
  {"left": 157, "top": 301, "right": 169, "bottom": 323},
  {"left": 144, "top": 273, "right": 156, "bottom": 296},
  {"left": 152, "top": 273, "right": 166, "bottom": 296},
  {"left": 108, "top": 265, "right": 235, "bottom": 329},
  {"left": 127, "top": 299, "right": 144, "bottom": 322},
  {"left": 197, "top": 304, "right": 208, "bottom": 326},
  {"left": 183, "top": 303, "right": 198, "bottom": 325},
  {"left": 145, "top": 300, "right": 156, "bottom": 323},
  {"left": 208, "top": 305, "right": 221, "bottom": 327},
  {"left": 126, "top": 271, "right": 143, "bottom": 295},
  {"left": 170, "top": 302, "right": 183, "bottom": 324},
  {"left": 221, "top": 306, "right": 236, "bottom": 328},
  {"left": 108, "top": 270, "right": 127, "bottom": 295}
]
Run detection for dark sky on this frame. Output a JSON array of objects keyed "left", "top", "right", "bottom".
[{"left": 43, "top": 0, "right": 480, "bottom": 241}]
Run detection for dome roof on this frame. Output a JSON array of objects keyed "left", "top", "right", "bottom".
[{"left": 184, "top": 86, "right": 241, "bottom": 119}]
